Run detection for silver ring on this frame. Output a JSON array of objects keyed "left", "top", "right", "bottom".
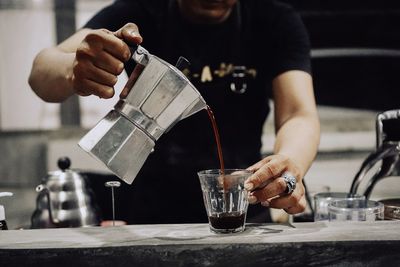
[{"left": 283, "top": 172, "right": 297, "bottom": 194}]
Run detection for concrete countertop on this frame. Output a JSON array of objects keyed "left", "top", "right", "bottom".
[{"left": 1, "top": 221, "right": 399, "bottom": 266}]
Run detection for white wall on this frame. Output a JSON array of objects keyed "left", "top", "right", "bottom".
[
  {"left": 0, "top": 0, "right": 127, "bottom": 131},
  {"left": 0, "top": 8, "right": 59, "bottom": 130}
]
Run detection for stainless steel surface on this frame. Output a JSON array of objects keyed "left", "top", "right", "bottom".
[
  {"left": 31, "top": 157, "right": 100, "bottom": 228},
  {"left": 79, "top": 45, "right": 207, "bottom": 184},
  {"left": 350, "top": 109, "right": 400, "bottom": 198}
]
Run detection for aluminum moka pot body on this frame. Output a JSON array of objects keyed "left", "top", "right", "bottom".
[{"left": 79, "top": 45, "right": 207, "bottom": 184}]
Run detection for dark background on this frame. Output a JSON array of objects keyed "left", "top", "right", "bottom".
[{"left": 281, "top": 0, "right": 400, "bottom": 111}]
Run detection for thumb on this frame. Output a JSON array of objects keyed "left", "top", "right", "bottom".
[{"left": 114, "top": 22, "right": 143, "bottom": 46}]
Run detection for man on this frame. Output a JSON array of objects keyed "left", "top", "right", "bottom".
[{"left": 29, "top": 0, "right": 320, "bottom": 224}]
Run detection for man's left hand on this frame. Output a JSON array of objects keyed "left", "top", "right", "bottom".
[{"left": 245, "top": 154, "right": 306, "bottom": 214}]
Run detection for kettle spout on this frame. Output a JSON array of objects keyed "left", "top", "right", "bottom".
[{"left": 180, "top": 96, "right": 207, "bottom": 120}]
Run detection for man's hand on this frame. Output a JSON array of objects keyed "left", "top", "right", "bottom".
[
  {"left": 72, "top": 23, "right": 142, "bottom": 98},
  {"left": 244, "top": 154, "right": 307, "bottom": 214}
]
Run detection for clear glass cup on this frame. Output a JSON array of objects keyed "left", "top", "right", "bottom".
[
  {"left": 197, "top": 169, "right": 252, "bottom": 234},
  {"left": 328, "top": 199, "right": 384, "bottom": 221},
  {"left": 314, "top": 192, "right": 365, "bottom": 221}
]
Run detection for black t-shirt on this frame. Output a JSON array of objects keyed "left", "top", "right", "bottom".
[{"left": 84, "top": 0, "right": 311, "bottom": 224}]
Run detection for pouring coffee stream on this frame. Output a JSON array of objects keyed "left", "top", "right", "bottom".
[
  {"left": 206, "top": 106, "right": 225, "bottom": 174},
  {"left": 78, "top": 44, "right": 232, "bottom": 217},
  {"left": 206, "top": 105, "right": 229, "bottom": 212}
]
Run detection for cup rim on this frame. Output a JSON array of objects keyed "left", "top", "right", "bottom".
[
  {"left": 328, "top": 199, "right": 384, "bottom": 213},
  {"left": 314, "top": 192, "right": 365, "bottom": 200},
  {"left": 197, "top": 169, "right": 254, "bottom": 176}
]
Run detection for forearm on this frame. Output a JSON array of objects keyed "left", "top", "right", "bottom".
[
  {"left": 245, "top": 71, "right": 318, "bottom": 212},
  {"left": 273, "top": 112, "right": 320, "bottom": 178},
  {"left": 246, "top": 112, "right": 319, "bottom": 211},
  {"left": 28, "top": 47, "right": 76, "bottom": 102}
]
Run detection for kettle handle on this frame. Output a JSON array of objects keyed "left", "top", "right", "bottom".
[
  {"left": 349, "top": 144, "right": 399, "bottom": 196},
  {"left": 118, "top": 45, "right": 150, "bottom": 99},
  {"left": 36, "top": 185, "right": 60, "bottom": 224}
]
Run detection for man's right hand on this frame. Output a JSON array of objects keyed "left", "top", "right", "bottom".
[{"left": 72, "top": 23, "right": 142, "bottom": 98}]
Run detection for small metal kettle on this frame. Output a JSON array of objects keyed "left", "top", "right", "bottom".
[{"left": 31, "top": 157, "right": 101, "bottom": 228}]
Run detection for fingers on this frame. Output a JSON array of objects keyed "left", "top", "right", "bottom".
[
  {"left": 92, "top": 50, "right": 125, "bottom": 75},
  {"left": 73, "top": 55, "right": 116, "bottom": 98},
  {"left": 269, "top": 187, "right": 307, "bottom": 214},
  {"left": 73, "top": 76, "right": 115, "bottom": 98},
  {"left": 284, "top": 197, "right": 307, "bottom": 214},
  {"left": 244, "top": 155, "right": 288, "bottom": 191},
  {"left": 269, "top": 181, "right": 304, "bottom": 207},
  {"left": 85, "top": 29, "right": 131, "bottom": 62},
  {"left": 73, "top": 28, "right": 134, "bottom": 98},
  {"left": 246, "top": 156, "right": 271, "bottom": 172},
  {"left": 257, "top": 181, "right": 306, "bottom": 214},
  {"left": 249, "top": 176, "right": 288, "bottom": 204}
]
